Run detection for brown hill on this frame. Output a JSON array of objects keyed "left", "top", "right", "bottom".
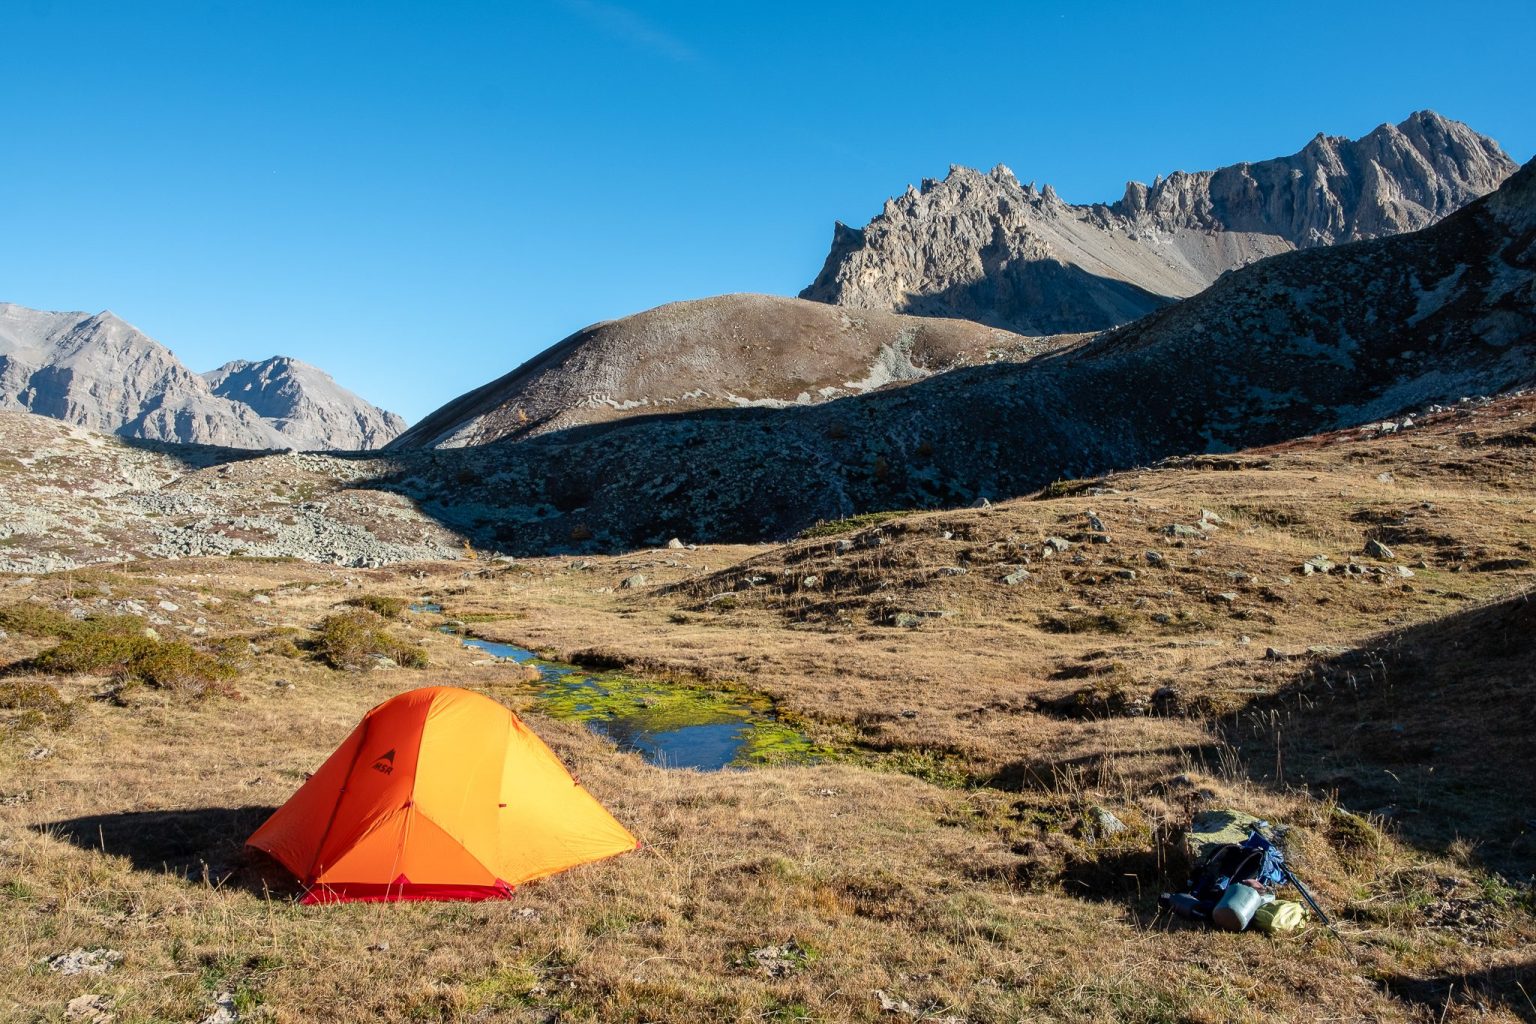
[{"left": 388, "top": 294, "right": 1055, "bottom": 449}]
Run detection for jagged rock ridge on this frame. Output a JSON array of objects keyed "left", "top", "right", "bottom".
[
  {"left": 801, "top": 110, "right": 1518, "bottom": 334},
  {"left": 0, "top": 303, "right": 404, "bottom": 449},
  {"left": 388, "top": 294, "right": 1058, "bottom": 449}
]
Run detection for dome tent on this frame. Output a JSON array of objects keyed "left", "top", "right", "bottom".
[{"left": 247, "top": 686, "right": 637, "bottom": 903}]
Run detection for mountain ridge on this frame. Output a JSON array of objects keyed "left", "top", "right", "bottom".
[
  {"left": 0, "top": 302, "right": 405, "bottom": 450},
  {"left": 801, "top": 110, "right": 1517, "bottom": 334}
]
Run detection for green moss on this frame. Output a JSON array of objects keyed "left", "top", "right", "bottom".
[{"left": 517, "top": 660, "right": 822, "bottom": 767}]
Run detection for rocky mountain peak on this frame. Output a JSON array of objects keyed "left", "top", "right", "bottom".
[
  {"left": 0, "top": 303, "right": 405, "bottom": 449},
  {"left": 802, "top": 111, "right": 1518, "bottom": 335}
]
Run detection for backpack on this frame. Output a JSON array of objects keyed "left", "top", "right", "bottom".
[{"left": 1186, "top": 825, "right": 1286, "bottom": 901}]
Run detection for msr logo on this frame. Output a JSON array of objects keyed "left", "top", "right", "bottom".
[{"left": 372, "top": 749, "right": 396, "bottom": 775}]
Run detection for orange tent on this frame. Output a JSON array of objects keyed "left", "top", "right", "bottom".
[{"left": 247, "top": 686, "right": 637, "bottom": 903}]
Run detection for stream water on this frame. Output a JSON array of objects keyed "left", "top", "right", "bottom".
[{"left": 424, "top": 611, "right": 814, "bottom": 771}]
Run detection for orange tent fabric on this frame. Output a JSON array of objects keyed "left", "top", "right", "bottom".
[{"left": 247, "top": 686, "right": 637, "bottom": 903}]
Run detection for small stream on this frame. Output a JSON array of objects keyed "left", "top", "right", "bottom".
[{"left": 420, "top": 608, "right": 814, "bottom": 771}]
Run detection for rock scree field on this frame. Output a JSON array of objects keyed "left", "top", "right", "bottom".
[{"left": 1, "top": 390, "right": 1534, "bottom": 1022}]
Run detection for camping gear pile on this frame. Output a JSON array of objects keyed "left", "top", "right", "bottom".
[{"left": 1160, "top": 809, "right": 1325, "bottom": 935}]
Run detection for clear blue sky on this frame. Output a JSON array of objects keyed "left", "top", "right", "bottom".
[{"left": 4, "top": 0, "right": 1532, "bottom": 422}]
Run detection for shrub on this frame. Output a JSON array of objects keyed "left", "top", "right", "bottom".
[
  {"left": 798, "top": 510, "right": 909, "bottom": 539},
  {"left": 28, "top": 630, "right": 238, "bottom": 697},
  {"left": 0, "top": 603, "right": 87, "bottom": 639},
  {"left": 342, "top": 594, "right": 408, "bottom": 619},
  {"left": 0, "top": 681, "right": 76, "bottom": 730},
  {"left": 311, "top": 611, "right": 428, "bottom": 670}
]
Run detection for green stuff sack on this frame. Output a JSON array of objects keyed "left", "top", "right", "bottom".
[{"left": 1254, "top": 899, "right": 1307, "bottom": 934}]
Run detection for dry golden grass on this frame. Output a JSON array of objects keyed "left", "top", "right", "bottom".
[{"left": 1, "top": 396, "right": 1534, "bottom": 1022}]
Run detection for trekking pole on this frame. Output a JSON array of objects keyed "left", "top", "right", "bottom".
[{"left": 1283, "top": 865, "right": 1349, "bottom": 949}]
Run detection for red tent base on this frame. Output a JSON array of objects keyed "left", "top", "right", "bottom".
[{"left": 301, "top": 875, "right": 515, "bottom": 904}]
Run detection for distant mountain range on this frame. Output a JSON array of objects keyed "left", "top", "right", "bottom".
[
  {"left": 800, "top": 110, "right": 1517, "bottom": 334},
  {"left": 0, "top": 304, "right": 404, "bottom": 449}
]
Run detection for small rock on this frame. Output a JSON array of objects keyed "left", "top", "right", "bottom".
[
  {"left": 198, "top": 992, "right": 238, "bottom": 1024},
  {"left": 1145, "top": 550, "right": 1166, "bottom": 566},
  {"left": 1395, "top": 566, "right": 1415, "bottom": 578},
  {"left": 800, "top": 575, "right": 821, "bottom": 588},
  {"left": 833, "top": 539, "right": 853, "bottom": 554},
  {"left": 26, "top": 746, "right": 53, "bottom": 760},
  {"left": 1378, "top": 472, "right": 1395, "bottom": 483},
  {"left": 1364, "top": 539, "right": 1395, "bottom": 560},
  {"left": 900, "top": 709, "right": 917, "bottom": 719},
  {"left": 1164, "top": 524, "right": 1203, "bottom": 539},
  {"left": 1087, "top": 533, "right": 1111, "bottom": 544},
  {"left": 1213, "top": 592, "right": 1238, "bottom": 604},
  {"left": 46, "top": 948, "right": 123, "bottom": 975},
  {"left": 1300, "top": 555, "right": 1335, "bottom": 575},
  {"left": 934, "top": 566, "right": 967, "bottom": 577},
  {"left": 1087, "top": 515, "right": 1107, "bottom": 533},
  {"left": 892, "top": 612, "right": 923, "bottom": 629},
  {"left": 1089, "top": 806, "right": 1127, "bottom": 838},
  {"left": 1044, "top": 536, "right": 1071, "bottom": 553},
  {"left": 666, "top": 537, "right": 684, "bottom": 549},
  {"left": 1113, "top": 569, "right": 1137, "bottom": 581},
  {"left": 1199, "top": 508, "right": 1224, "bottom": 525},
  {"left": 64, "top": 994, "right": 114, "bottom": 1023},
  {"left": 1001, "top": 569, "right": 1031, "bottom": 586},
  {"left": 157, "top": 600, "right": 179, "bottom": 612},
  {"left": 745, "top": 939, "right": 814, "bottom": 977},
  {"left": 370, "top": 655, "right": 399, "bottom": 670},
  {"left": 251, "top": 594, "right": 272, "bottom": 605},
  {"left": 970, "top": 497, "right": 991, "bottom": 508},
  {"left": 620, "top": 574, "right": 647, "bottom": 589}
]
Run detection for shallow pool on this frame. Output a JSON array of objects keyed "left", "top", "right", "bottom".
[{"left": 442, "top": 625, "right": 814, "bottom": 771}]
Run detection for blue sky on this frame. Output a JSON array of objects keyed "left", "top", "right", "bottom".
[{"left": 4, "top": 0, "right": 1532, "bottom": 422}]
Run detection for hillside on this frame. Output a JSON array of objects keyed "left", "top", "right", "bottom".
[
  {"left": 2, "top": 385, "right": 1532, "bottom": 1022},
  {"left": 802, "top": 110, "right": 1516, "bottom": 333},
  {"left": 0, "top": 303, "right": 404, "bottom": 450},
  {"left": 388, "top": 294, "right": 1055, "bottom": 450}
]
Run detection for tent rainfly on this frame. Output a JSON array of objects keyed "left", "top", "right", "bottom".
[{"left": 247, "top": 686, "right": 637, "bottom": 903}]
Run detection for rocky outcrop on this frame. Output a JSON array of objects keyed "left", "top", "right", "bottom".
[
  {"left": 0, "top": 304, "right": 404, "bottom": 449},
  {"left": 387, "top": 294, "right": 1057, "bottom": 449},
  {"left": 802, "top": 111, "right": 1517, "bottom": 334}
]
